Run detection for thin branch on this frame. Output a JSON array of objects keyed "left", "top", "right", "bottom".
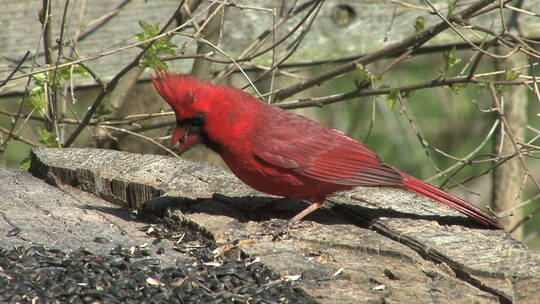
[
  {"left": 181, "top": 34, "right": 265, "bottom": 98},
  {"left": 488, "top": 82, "right": 539, "bottom": 187},
  {"left": 449, "top": 153, "right": 515, "bottom": 190},
  {"left": 271, "top": 0, "right": 498, "bottom": 101},
  {"left": 396, "top": 93, "right": 476, "bottom": 194},
  {"left": 388, "top": 0, "right": 430, "bottom": 11},
  {"left": 426, "top": 119, "right": 500, "bottom": 182},
  {"left": 0, "top": 125, "right": 39, "bottom": 147},
  {"left": 530, "top": 59, "right": 540, "bottom": 105},
  {"left": 201, "top": 0, "right": 275, "bottom": 13},
  {"left": 1, "top": 0, "right": 55, "bottom": 150},
  {"left": 63, "top": 0, "right": 188, "bottom": 147},
  {"left": 215, "top": 0, "right": 323, "bottom": 83},
  {"left": 504, "top": 4, "right": 540, "bottom": 17},
  {"left": 426, "top": 0, "right": 517, "bottom": 59},
  {"left": 5, "top": 1, "right": 206, "bottom": 83},
  {"left": 100, "top": 125, "right": 178, "bottom": 157},
  {"left": 509, "top": 198, "right": 540, "bottom": 233},
  {"left": 240, "top": 0, "right": 325, "bottom": 93},
  {"left": 276, "top": 75, "right": 539, "bottom": 110},
  {"left": 501, "top": 192, "right": 540, "bottom": 218},
  {"left": 0, "top": 51, "right": 30, "bottom": 88}
]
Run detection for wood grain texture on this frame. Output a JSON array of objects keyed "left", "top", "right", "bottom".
[
  {"left": 0, "top": 166, "right": 183, "bottom": 268},
  {"left": 26, "top": 147, "right": 540, "bottom": 303}
]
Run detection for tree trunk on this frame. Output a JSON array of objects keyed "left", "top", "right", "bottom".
[{"left": 492, "top": 53, "right": 528, "bottom": 238}]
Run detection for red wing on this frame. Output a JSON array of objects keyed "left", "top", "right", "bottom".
[{"left": 254, "top": 112, "right": 403, "bottom": 187}]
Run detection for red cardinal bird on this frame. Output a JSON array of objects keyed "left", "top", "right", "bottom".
[{"left": 152, "top": 72, "right": 502, "bottom": 229}]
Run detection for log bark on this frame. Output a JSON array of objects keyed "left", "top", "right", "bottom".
[{"left": 16, "top": 147, "right": 540, "bottom": 303}]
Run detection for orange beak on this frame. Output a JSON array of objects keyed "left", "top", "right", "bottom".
[{"left": 171, "top": 125, "right": 201, "bottom": 154}]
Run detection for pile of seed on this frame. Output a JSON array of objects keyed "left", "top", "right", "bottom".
[{"left": 0, "top": 228, "right": 312, "bottom": 303}]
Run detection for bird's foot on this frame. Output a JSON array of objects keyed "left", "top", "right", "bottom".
[
  {"left": 272, "top": 221, "right": 294, "bottom": 240},
  {"left": 262, "top": 219, "right": 312, "bottom": 240}
]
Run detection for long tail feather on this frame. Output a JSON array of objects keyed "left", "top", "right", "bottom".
[{"left": 402, "top": 175, "right": 503, "bottom": 229}]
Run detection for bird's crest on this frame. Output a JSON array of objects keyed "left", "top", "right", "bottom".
[{"left": 151, "top": 72, "right": 207, "bottom": 113}]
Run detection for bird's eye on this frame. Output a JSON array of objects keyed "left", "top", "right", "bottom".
[{"left": 191, "top": 113, "right": 204, "bottom": 126}]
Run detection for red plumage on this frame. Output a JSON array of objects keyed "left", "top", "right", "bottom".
[{"left": 152, "top": 72, "right": 502, "bottom": 229}]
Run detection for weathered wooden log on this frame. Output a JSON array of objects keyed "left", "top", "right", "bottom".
[
  {"left": 0, "top": 163, "right": 182, "bottom": 268},
  {"left": 18, "top": 147, "right": 540, "bottom": 303}
]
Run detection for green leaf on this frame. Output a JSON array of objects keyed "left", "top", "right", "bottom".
[
  {"left": 447, "top": 2, "right": 456, "bottom": 17},
  {"left": 353, "top": 64, "right": 380, "bottom": 88},
  {"left": 46, "top": 63, "right": 91, "bottom": 84},
  {"left": 402, "top": 89, "right": 415, "bottom": 99},
  {"left": 138, "top": 21, "right": 159, "bottom": 37},
  {"left": 477, "top": 81, "right": 488, "bottom": 88},
  {"left": 94, "top": 101, "right": 112, "bottom": 118},
  {"left": 28, "top": 92, "right": 46, "bottom": 117},
  {"left": 386, "top": 89, "right": 400, "bottom": 110},
  {"left": 37, "top": 128, "right": 57, "bottom": 147},
  {"left": 27, "top": 74, "right": 47, "bottom": 117},
  {"left": 504, "top": 66, "right": 519, "bottom": 81},
  {"left": 19, "top": 156, "right": 31, "bottom": 171},
  {"left": 73, "top": 65, "right": 90, "bottom": 78},
  {"left": 443, "top": 46, "right": 461, "bottom": 74},
  {"left": 15, "top": 73, "right": 47, "bottom": 117},
  {"left": 23, "top": 65, "right": 90, "bottom": 118},
  {"left": 448, "top": 83, "right": 468, "bottom": 94},
  {"left": 32, "top": 73, "right": 46, "bottom": 84},
  {"left": 414, "top": 16, "right": 425, "bottom": 33},
  {"left": 135, "top": 21, "right": 177, "bottom": 69},
  {"left": 135, "top": 33, "right": 146, "bottom": 41},
  {"left": 496, "top": 84, "right": 510, "bottom": 92}
]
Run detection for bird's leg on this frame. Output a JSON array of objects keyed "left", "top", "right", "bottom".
[
  {"left": 290, "top": 200, "right": 324, "bottom": 223},
  {"left": 269, "top": 201, "right": 324, "bottom": 240}
]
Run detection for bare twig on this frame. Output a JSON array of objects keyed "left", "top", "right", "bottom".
[
  {"left": 426, "top": 0, "right": 517, "bottom": 59},
  {"left": 277, "top": 75, "right": 539, "bottom": 110},
  {"left": 488, "top": 82, "right": 538, "bottom": 187},
  {"left": 0, "top": 51, "right": 30, "bottom": 88},
  {"left": 388, "top": 0, "right": 430, "bottom": 11},
  {"left": 0, "top": 125, "right": 39, "bottom": 147},
  {"left": 504, "top": 4, "right": 540, "bottom": 17},
  {"left": 271, "top": 0, "right": 499, "bottom": 101},
  {"left": 100, "top": 125, "right": 178, "bottom": 157},
  {"left": 63, "top": 0, "right": 188, "bottom": 147},
  {"left": 426, "top": 120, "right": 500, "bottom": 182},
  {"left": 201, "top": 0, "right": 275, "bottom": 13},
  {"left": 509, "top": 199, "right": 540, "bottom": 233}
]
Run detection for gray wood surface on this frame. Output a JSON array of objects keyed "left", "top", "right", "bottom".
[
  {"left": 0, "top": 166, "right": 183, "bottom": 268},
  {"left": 16, "top": 147, "right": 539, "bottom": 303}
]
